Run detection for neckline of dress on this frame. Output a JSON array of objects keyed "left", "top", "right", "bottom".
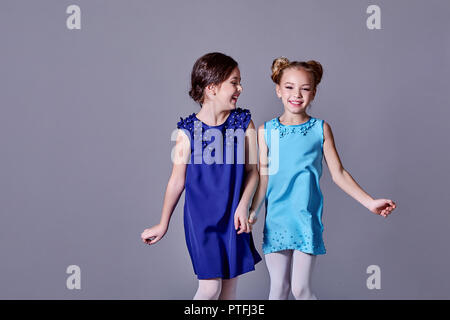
[
  {"left": 276, "top": 116, "right": 313, "bottom": 127},
  {"left": 194, "top": 110, "right": 233, "bottom": 127}
]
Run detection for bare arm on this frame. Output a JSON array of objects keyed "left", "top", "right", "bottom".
[
  {"left": 141, "top": 129, "right": 190, "bottom": 244},
  {"left": 323, "top": 121, "right": 396, "bottom": 217},
  {"left": 234, "top": 120, "right": 259, "bottom": 234},
  {"left": 248, "top": 123, "right": 269, "bottom": 224}
]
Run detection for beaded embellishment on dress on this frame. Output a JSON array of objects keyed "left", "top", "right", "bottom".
[
  {"left": 177, "top": 108, "right": 251, "bottom": 149},
  {"left": 271, "top": 117, "right": 317, "bottom": 138}
]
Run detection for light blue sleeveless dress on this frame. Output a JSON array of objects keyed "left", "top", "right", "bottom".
[{"left": 262, "top": 116, "right": 326, "bottom": 255}]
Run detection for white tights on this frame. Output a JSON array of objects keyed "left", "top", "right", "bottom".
[
  {"left": 265, "top": 250, "right": 318, "bottom": 300},
  {"left": 193, "top": 277, "right": 238, "bottom": 300}
]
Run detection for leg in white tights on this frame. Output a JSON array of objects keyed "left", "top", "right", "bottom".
[
  {"left": 265, "top": 250, "right": 292, "bottom": 300},
  {"left": 265, "top": 249, "right": 318, "bottom": 300},
  {"left": 291, "top": 250, "right": 317, "bottom": 300},
  {"left": 193, "top": 278, "right": 222, "bottom": 300},
  {"left": 218, "top": 277, "right": 238, "bottom": 300},
  {"left": 193, "top": 277, "right": 239, "bottom": 300}
]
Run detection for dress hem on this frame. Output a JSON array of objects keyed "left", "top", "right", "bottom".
[
  {"left": 194, "top": 256, "right": 262, "bottom": 280},
  {"left": 262, "top": 247, "right": 326, "bottom": 256},
  {"left": 195, "top": 265, "right": 259, "bottom": 280}
]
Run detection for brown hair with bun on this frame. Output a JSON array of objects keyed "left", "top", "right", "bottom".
[
  {"left": 271, "top": 57, "right": 323, "bottom": 91},
  {"left": 189, "top": 52, "right": 238, "bottom": 105}
]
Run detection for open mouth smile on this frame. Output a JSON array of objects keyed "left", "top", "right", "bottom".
[{"left": 289, "top": 100, "right": 303, "bottom": 106}]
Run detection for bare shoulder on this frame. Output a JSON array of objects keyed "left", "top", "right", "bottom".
[
  {"left": 322, "top": 120, "right": 331, "bottom": 131},
  {"left": 247, "top": 119, "right": 256, "bottom": 129},
  {"left": 256, "top": 122, "right": 268, "bottom": 148},
  {"left": 176, "top": 128, "right": 191, "bottom": 147},
  {"left": 322, "top": 120, "right": 334, "bottom": 141}
]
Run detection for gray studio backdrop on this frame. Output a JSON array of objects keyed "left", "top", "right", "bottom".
[{"left": 1, "top": 0, "right": 449, "bottom": 299}]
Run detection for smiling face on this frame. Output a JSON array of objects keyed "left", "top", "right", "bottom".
[
  {"left": 276, "top": 67, "right": 316, "bottom": 115},
  {"left": 207, "top": 67, "right": 242, "bottom": 111}
]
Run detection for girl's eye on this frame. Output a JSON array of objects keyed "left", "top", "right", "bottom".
[{"left": 285, "top": 86, "right": 310, "bottom": 91}]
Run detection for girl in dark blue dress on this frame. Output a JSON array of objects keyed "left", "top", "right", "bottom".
[{"left": 141, "top": 52, "right": 261, "bottom": 299}]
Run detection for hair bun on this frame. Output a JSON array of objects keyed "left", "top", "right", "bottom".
[
  {"left": 271, "top": 57, "right": 290, "bottom": 83},
  {"left": 305, "top": 60, "right": 323, "bottom": 87}
]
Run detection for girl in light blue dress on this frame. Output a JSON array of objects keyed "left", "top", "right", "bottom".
[{"left": 248, "top": 57, "right": 397, "bottom": 300}]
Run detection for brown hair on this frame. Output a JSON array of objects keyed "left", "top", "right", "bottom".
[
  {"left": 189, "top": 52, "right": 238, "bottom": 105},
  {"left": 271, "top": 57, "right": 323, "bottom": 90}
]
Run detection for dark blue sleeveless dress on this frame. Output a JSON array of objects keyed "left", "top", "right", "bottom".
[{"left": 176, "top": 107, "right": 262, "bottom": 279}]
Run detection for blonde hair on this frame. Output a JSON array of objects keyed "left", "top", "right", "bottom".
[{"left": 271, "top": 57, "right": 323, "bottom": 90}]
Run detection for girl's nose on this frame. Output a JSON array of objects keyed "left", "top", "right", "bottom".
[{"left": 237, "top": 84, "right": 243, "bottom": 93}]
